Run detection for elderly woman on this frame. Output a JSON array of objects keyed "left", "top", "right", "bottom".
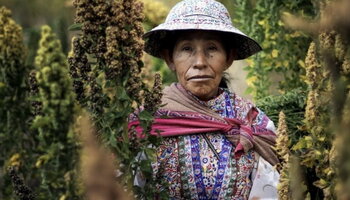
[{"left": 129, "top": 0, "right": 280, "bottom": 199}]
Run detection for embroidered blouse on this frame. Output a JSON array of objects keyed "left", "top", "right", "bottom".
[{"left": 149, "top": 89, "right": 279, "bottom": 199}]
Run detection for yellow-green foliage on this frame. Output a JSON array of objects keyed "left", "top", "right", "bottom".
[
  {"left": 0, "top": 7, "right": 25, "bottom": 66},
  {"left": 0, "top": 6, "right": 31, "bottom": 199},
  {"left": 296, "top": 40, "right": 334, "bottom": 197},
  {"left": 33, "top": 25, "right": 74, "bottom": 130},
  {"left": 142, "top": 0, "right": 169, "bottom": 30},
  {"left": 334, "top": 32, "right": 350, "bottom": 76},
  {"left": 342, "top": 56, "right": 350, "bottom": 75},
  {"left": 32, "top": 25, "right": 79, "bottom": 200},
  {"left": 0, "top": 5, "right": 26, "bottom": 122},
  {"left": 0, "top": 6, "right": 26, "bottom": 106},
  {"left": 0, "top": 9, "right": 23, "bottom": 56},
  {"left": 303, "top": 41, "right": 328, "bottom": 136},
  {"left": 140, "top": 0, "right": 174, "bottom": 86},
  {"left": 233, "top": 0, "right": 314, "bottom": 99},
  {"left": 291, "top": 1, "right": 350, "bottom": 196}
]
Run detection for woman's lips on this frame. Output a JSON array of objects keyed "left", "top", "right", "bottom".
[{"left": 187, "top": 75, "right": 213, "bottom": 81}]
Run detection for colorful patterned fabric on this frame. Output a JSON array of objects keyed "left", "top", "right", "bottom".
[
  {"left": 149, "top": 89, "right": 274, "bottom": 199},
  {"left": 143, "top": 0, "right": 262, "bottom": 60},
  {"left": 129, "top": 83, "right": 279, "bottom": 166}
]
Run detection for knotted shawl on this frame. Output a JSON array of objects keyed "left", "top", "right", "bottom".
[{"left": 128, "top": 83, "right": 279, "bottom": 166}]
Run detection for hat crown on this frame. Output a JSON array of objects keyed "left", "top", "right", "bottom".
[
  {"left": 165, "top": 0, "right": 232, "bottom": 26},
  {"left": 143, "top": 0, "right": 262, "bottom": 60}
]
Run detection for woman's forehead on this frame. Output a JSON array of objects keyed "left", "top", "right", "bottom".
[{"left": 176, "top": 30, "right": 223, "bottom": 42}]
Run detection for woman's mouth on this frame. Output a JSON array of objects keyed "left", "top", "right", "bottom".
[{"left": 187, "top": 75, "right": 213, "bottom": 81}]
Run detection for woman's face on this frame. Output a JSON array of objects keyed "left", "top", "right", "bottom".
[{"left": 164, "top": 31, "right": 234, "bottom": 101}]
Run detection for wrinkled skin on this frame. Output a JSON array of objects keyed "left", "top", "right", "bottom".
[{"left": 163, "top": 31, "right": 235, "bottom": 101}]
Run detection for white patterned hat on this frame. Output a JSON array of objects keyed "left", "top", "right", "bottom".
[{"left": 143, "top": 0, "right": 262, "bottom": 60}]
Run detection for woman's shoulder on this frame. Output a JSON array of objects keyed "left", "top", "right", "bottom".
[
  {"left": 225, "top": 89, "right": 274, "bottom": 129},
  {"left": 224, "top": 88, "right": 255, "bottom": 109}
]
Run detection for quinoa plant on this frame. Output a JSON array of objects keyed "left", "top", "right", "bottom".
[
  {"left": 0, "top": 6, "right": 33, "bottom": 199},
  {"left": 69, "top": 0, "right": 164, "bottom": 198},
  {"left": 31, "top": 25, "right": 79, "bottom": 200},
  {"left": 0, "top": 6, "right": 27, "bottom": 157},
  {"left": 276, "top": 111, "right": 308, "bottom": 199},
  {"left": 282, "top": 0, "right": 350, "bottom": 198},
  {"left": 276, "top": 112, "right": 291, "bottom": 199},
  {"left": 8, "top": 167, "right": 35, "bottom": 200}
]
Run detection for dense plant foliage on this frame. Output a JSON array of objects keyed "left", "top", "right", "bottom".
[
  {"left": 254, "top": 1, "right": 350, "bottom": 199},
  {"left": 69, "top": 0, "right": 164, "bottom": 198},
  {"left": 0, "top": 6, "right": 80, "bottom": 199},
  {"left": 0, "top": 6, "right": 33, "bottom": 199},
  {"left": 256, "top": 89, "right": 307, "bottom": 145},
  {"left": 0, "top": 6, "right": 27, "bottom": 159},
  {"left": 31, "top": 25, "right": 79, "bottom": 199},
  {"left": 275, "top": 0, "right": 350, "bottom": 199},
  {"left": 142, "top": 0, "right": 168, "bottom": 30},
  {"left": 233, "top": 0, "right": 316, "bottom": 99}
]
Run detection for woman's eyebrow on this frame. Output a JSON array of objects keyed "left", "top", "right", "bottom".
[
  {"left": 178, "top": 37, "right": 221, "bottom": 42},
  {"left": 202, "top": 35, "right": 221, "bottom": 40},
  {"left": 177, "top": 36, "right": 193, "bottom": 41}
]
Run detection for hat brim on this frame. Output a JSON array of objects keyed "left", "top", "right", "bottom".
[{"left": 143, "top": 26, "right": 262, "bottom": 60}]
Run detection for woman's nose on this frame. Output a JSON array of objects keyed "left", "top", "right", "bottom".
[{"left": 192, "top": 50, "right": 208, "bottom": 69}]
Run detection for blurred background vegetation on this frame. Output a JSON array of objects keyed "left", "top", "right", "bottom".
[
  {"left": 0, "top": 0, "right": 74, "bottom": 64},
  {"left": 0, "top": 0, "right": 239, "bottom": 87}
]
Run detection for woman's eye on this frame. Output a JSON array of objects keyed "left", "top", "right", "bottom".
[
  {"left": 208, "top": 46, "right": 218, "bottom": 51},
  {"left": 182, "top": 46, "right": 192, "bottom": 51}
]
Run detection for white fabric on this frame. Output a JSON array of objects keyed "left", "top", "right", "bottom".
[
  {"left": 266, "top": 120, "right": 276, "bottom": 133},
  {"left": 249, "top": 156, "right": 280, "bottom": 200},
  {"left": 133, "top": 151, "right": 147, "bottom": 187}
]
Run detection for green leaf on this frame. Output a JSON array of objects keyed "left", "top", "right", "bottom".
[
  {"left": 245, "top": 87, "right": 254, "bottom": 95},
  {"left": 109, "top": 133, "right": 117, "bottom": 148},
  {"left": 105, "top": 80, "right": 113, "bottom": 88},
  {"left": 139, "top": 110, "right": 153, "bottom": 121},
  {"left": 68, "top": 23, "right": 83, "bottom": 31},
  {"left": 31, "top": 116, "right": 50, "bottom": 129},
  {"left": 116, "top": 86, "right": 130, "bottom": 101},
  {"left": 292, "top": 137, "right": 307, "bottom": 150},
  {"left": 148, "top": 135, "right": 160, "bottom": 145},
  {"left": 140, "top": 160, "right": 152, "bottom": 174}
]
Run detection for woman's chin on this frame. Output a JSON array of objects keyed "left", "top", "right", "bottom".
[{"left": 187, "top": 87, "right": 218, "bottom": 101}]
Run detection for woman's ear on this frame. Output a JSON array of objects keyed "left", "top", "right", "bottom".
[
  {"left": 160, "top": 49, "right": 176, "bottom": 71},
  {"left": 225, "top": 48, "right": 236, "bottom": 70}
]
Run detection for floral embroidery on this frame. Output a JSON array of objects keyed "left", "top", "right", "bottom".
[{"left": 154, "top": 89, "right": 267, "bottom": 199}]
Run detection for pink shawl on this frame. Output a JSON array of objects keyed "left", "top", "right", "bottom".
[{"left": 128, "top": 83, "right": 279, "bottom": 166}]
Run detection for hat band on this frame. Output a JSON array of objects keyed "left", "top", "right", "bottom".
[
  {"left": 183, "top": 13, "right": 231, "bottom": 23},
  {"left": 160, "top": 17, "right": 233, "bottom": 29}
]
